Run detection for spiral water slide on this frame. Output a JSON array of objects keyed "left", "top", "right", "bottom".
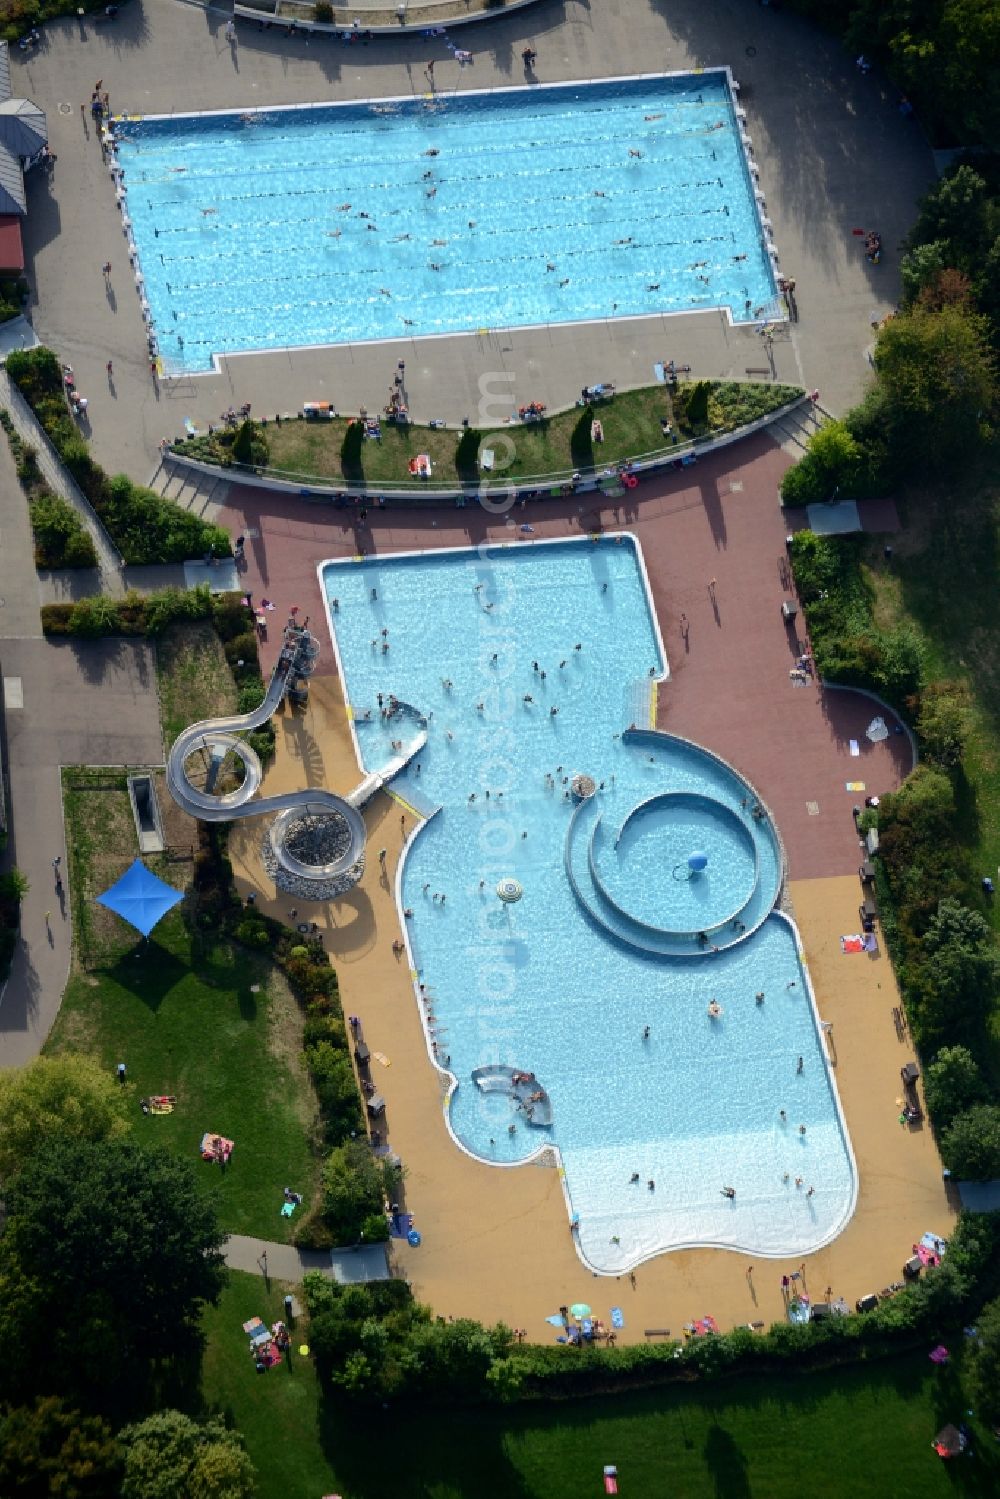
[{"left": 166, "top": 624, "right": 424, "bottom": 887}]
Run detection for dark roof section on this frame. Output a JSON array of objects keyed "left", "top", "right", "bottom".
[{"left": 0, "top": 44, "right": 48, "bottom": 218}]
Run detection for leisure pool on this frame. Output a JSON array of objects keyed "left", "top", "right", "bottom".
[
  {"left": 113, "top": 70, "right": 778, "bottom": 373},
  {"left": 321, "top": 538, "right": 855, "bottom": 1271}
]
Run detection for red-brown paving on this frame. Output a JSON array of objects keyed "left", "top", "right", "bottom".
[{"left": 221, "top": 431, "right": 911, "bottom": 881}]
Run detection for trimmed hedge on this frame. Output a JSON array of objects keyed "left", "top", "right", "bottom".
[{"left": 5, "top": 348, "right": 229, "bottom": 565}]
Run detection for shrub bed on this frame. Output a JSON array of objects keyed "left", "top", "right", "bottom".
[
  {"left": 42, "top": 588, "right": 277, "bottom": 765},
  {"left": 5, "top": 348, "right": 229, "bottom": 565},
  {"left": 0, "top": 410, "right": 97, "bottom": 568},
  {"left": 788, "top": 531, "right": 922, "bottom": 710}
]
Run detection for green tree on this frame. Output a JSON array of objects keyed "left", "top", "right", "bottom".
[
  {"left": 322, "top": 1137, "right": 391, "bottom": 1243},
  {"left": 873, "top": 303, "right": 996, "bottom": 468},
  {"left": 120, "top": 1410, "right": 256, "bottom": 1499},
  {"left": 967, "top": 1294, "right": 1000, "bottom": 1425},
  {"left": 231, "top": 419, "right": 254, "bottom": 465},
  {"left": 899, "top": 240, "right": 949, "bottom": 305},
  {"left": 919, "top": 899, "right": 999, "bottom": 1038},
  {"left": 913, "top": 679, "right": 973, "bottom": 767},
  {"left": 941, "top": 1103, "right": 1000, "bottom": 1179},
  {"left": 307, "top": 1040, "right": 364, "bottom": 1142},
  {"left": 0, "top": 1053, "right": 131, "bottom": 1184},
  {"left": 923, "top": 1045, "right": 988, "bottom": 1131},
  {"left": 908, "top": 166, "right": 994, "bottom": 268},
  {"left": 780, "top": 420, "right": 864, "bottom": 505},
  {"left": 0, "top": 1396, "right": 122, "bottom": 1498},
  {"left": 0, "top": 1139, "right": 226, "bottom": 1410}
]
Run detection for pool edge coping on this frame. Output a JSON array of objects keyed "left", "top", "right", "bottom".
[
  {"left": 315, "top": 534, "right": 858, "bottom": 1275},
  {"left": 110, "top": 66, "right": 783, "bottom": 376}
]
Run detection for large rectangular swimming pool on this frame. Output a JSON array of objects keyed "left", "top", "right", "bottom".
[{"left": 114, "top": 71, "right": 777, "bottom": 373}]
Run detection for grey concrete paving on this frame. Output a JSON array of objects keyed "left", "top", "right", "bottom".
[
  {"left": 0, "top": 416, "right": 45, "bottom": 640},
  {"left": 15, "top": 0, "right": 933, "bottom": 483},
  {"left": 224, "top": 1233, "right": 391, "bottom": 1283},
  {"left": 0, "top": 636, "right": 163, "bottom": 1068}
]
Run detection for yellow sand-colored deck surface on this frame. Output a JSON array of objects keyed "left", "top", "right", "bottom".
[{"left": 228, "top": 679, "right": 955, "bottom": 1341}]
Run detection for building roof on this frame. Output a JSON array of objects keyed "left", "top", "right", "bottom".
[
  {"left": 0, "top": 98, "right": 47, "bottom": 160},
  {"left": 0, "top": 146, "right": 25, "bottom": 215},
  {"left": 0, "top": 47, "right": 48, "bottom": 218},
  {"left": 0, "top": 213, "right": 24, "bottom": 272}
]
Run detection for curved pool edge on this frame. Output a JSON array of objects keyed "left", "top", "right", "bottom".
[
  {"left": 319, "top": 532, "right": 670, "bottom": 787},
  {"left": 318, "top": 542, "right": 858, "bottom": 1276}
]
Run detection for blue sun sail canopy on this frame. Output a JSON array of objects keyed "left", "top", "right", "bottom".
[{"left": 96, "top": 859, "right": 183, "bottom": 937}]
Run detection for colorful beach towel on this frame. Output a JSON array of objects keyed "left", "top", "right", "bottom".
[
  {"left": 846, "top": 781, "right": 866, "bottom": 792},
  {"left": 849, "top": 739, "right": 861, "bottom": 756},
  {"left": 840, "top": 935, "right": 865, "bottom": 953},
  {"left": 610, "top": 1307, "right": 624, "bottom": 1329}
]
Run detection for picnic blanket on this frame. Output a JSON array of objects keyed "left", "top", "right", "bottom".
[
  {"left": 200, "top": 1132, "right": 233, "bottom": 1163},
  {"left": 281, "top": 1200, "right": 297, "bottom": 1218},
  {"left": 840, "top": 935, "right": 866, "bottom": 953},
  {"left": 243, "top": 1317, "right": 270, "bottom": 1348}
]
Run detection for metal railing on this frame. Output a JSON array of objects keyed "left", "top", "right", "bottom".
[{"left": 167, "top": 397, "right": 807, "bottom": 502}]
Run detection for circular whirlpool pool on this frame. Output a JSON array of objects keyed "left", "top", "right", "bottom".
[{"left": 592, "top": 792, "right": 759, "bottom": 936}]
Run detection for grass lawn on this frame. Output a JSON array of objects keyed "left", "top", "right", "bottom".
[
  {"left": 47, "top": 769, "right": 322, "bottom": 1240},
  {"left": 178, "top": 382, "right": 801, "bottom": 490},
  {"left": 203, "top": 1275, "right": 1000, "bottom": 1499},
  {"left": 157, "top": 620, "right": 238, "bottom": 753}
]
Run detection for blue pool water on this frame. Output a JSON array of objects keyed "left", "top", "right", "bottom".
[
  {"left": 322, "top": 539, "right": 855, "bottom": 1270},
  {"left": 114, "top": 72, "right": 777, "bottom": 373}
]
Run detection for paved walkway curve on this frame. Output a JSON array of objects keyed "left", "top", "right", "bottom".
[{"left": 0, "top": 366, "right": 125, "bottom": 595}]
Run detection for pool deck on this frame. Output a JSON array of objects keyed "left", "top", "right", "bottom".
[
  {"left": 16, "top": 0, "right": 934, "bottom": 479},
  {"left": 221, "top": 433, "right": 955, "bottom": 1339}
]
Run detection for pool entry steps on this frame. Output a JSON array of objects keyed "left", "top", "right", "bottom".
[
  {"left": 166, "top": 620, "right": 427, "bottom": 900},
  {"left": 472, "top": 1065, "right": 553, "bottom": 1128}
]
